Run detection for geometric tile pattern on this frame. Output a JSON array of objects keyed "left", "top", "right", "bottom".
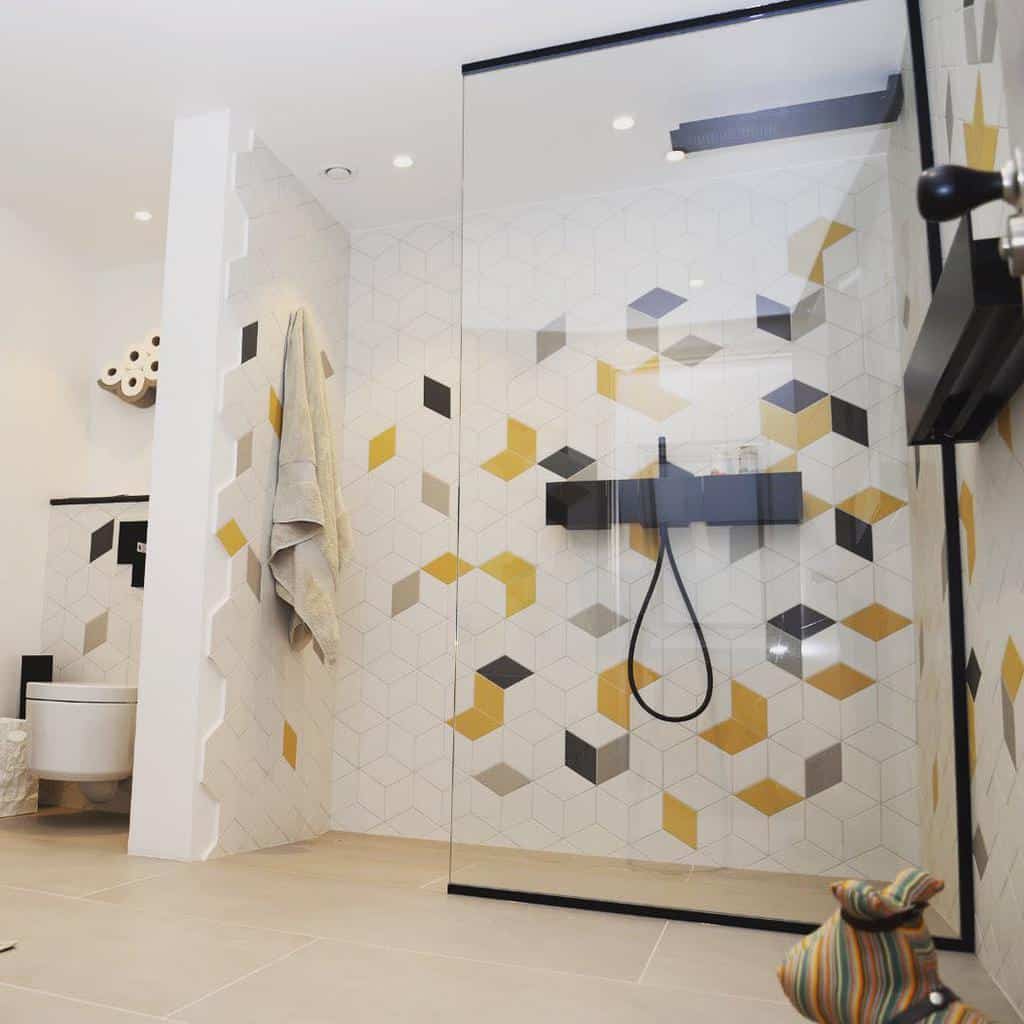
[
  {"left": 331, "top": 156, "right": 925, "bottom": 894},
  {"left": 203, "top": 135, "right": 346, "bottom": 857},
  {"left": 481, "top": 418, "right": 536, "bottom": 481}
]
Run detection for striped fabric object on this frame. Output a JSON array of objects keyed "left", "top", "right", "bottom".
[{"left": 777, "top": 870, "right": 991, "bottom": 1023}]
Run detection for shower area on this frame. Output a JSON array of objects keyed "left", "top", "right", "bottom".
[{"left": 434, "top": 0, "right": 968, "bottom": 942}]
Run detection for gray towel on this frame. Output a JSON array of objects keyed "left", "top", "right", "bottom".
[{"left": 269, "top": 309, "right": 352, "bottom": 663}]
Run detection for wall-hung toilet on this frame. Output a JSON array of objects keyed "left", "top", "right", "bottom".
[{"left": 26, "top": 682, "right": 138, "bottom": 804}]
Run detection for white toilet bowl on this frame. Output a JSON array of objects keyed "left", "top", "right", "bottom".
[{"left": 26, "top": 682, "right": 138, "bottom": 803}]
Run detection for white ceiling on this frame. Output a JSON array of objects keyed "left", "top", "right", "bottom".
[{"left": 0, "top": 0, "right": 907, "bottom": 268}]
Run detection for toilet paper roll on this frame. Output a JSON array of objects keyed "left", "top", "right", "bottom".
[
  {"left": 142, "top": 354, "right": 160, "bottom": 383},
  {"left": 99, "top": 362, "right": 123, "bottom": 387},
  {"left": 120, "top": 371, "right": 147, "bottom": 400},
  {"left": 124, "top": 344, "right": 147, "bottom": 368},
  {"left": 148, "top": 334, "right": 161, "bottom": 350}
]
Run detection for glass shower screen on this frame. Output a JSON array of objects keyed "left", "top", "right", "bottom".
[{"left": 448, "top": 0, "right": 961, "bottom": 939}]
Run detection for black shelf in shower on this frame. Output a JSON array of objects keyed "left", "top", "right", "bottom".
[{"left": 545, "top": 471, "right": 803, "bottom": 530}]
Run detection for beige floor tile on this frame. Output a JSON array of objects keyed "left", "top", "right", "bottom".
[
  {"left": 0, "top": 810, "right": 131, "bottom": 848},
  {"left": 0, "top": 833, "right": 181, "bottom": 898},
  {"left": 170, "top": 937, "right": 802, "bottom": 1024},
  {"left": 0, "top": 886, "right": 309, "bottom": 1017},
  {"left": 939, "top": 952, "right": 1023, "bottom": 1023},
  {"left": 0, "top": 983, "right": 165, "bottom": 1022},
  {"left": 640, "top": 922, "right": 798, "bottom": 1002},
  {"left": 92, "top": 861, "right": 663, "bottom": 981}
]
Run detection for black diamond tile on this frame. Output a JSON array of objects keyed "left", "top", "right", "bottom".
[
  {"left": 241, "top": 321, "right": 258, "bottom": 364},
  {"left": 768, "top": 604, "right": 834, "bottom": 641},
  {"left": 423, "top": 376, "right": 451, "bottom": 418},
  {"left": 835, "top": 509, "right": 874, "bottom": 561},
  {"left": 478, "top": 655, "right": 532, "bottom": 689},
  {"left": 966, "top": 649, "right": 981, "bottom": 699},
  {"left": 831, "top": 396, "right": 868, "bottom": 446},
  {"left": 89, "top": 519, "right": 115, "bottom": 563},
  {"left": 565, "top": 730, "right": 598, "bottom": 785},
  {"left": 538, "top": 446, "right": 595, "bottom": 480},
  {"left": 762, "top": 380, "right": 829, "bottom": 414},
  {"left": 628, "top": 287, "right": 685, "bottom": 320},
  {"left": 756, "top": 295, "right": 792, "bottom": 341}
]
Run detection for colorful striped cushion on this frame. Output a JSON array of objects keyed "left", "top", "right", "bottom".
[{"left": 777, "top": 870, "right": 991, "bottom": 1023}]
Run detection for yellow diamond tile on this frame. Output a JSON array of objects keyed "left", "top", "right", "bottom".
[
  {"left": 806, "top": 663, "right": 875, "bottom": 700},
  {"left": 842, "top": 603, "right": 912, "bottom": 641},
  {"left": 760, "top": 402, "right": 798, "bottom": 449},
  {"left": 802, "top": 492, "right": 832, "bottom": 521},
  {"left": 629, "top": 524, "right": 660, "bottom": 561},
  {"left": 447, "top": 708, "right": 501, "bottom": 741},
  {"left": 474, "top": 674, "right": 505, "bottom": 724},
  {"left": 597, "top": 360, "right": 619, "bottom": 401},
  {"left": 282, "top": 721, "right": 297, "bottom": 770},
  {"left": 422, "top": 552, "right": 473, "bottom": 585},
  {"left": 505, "top": 572, "right": 536, "bottom": 616},
  {"left": 663, "top": 792, "right": 697, "bottom": 848},
  {"left": 837, "top": 487, "right": 906, "bottom": 524},
  {"left": 600, "top": 660, "right": 659, "bottom": 692},
  {"left": 959, "top": 482, "right": 976, "bottom": 581},
  {"left": 598, "top": 357, "right": 687, "bottom": 422},
  {"left": 268, "top": 387, "right": 283, "bottom": 438},
  {"left": 481, "top": 449, "right": 534, "bottom": 481},
  {"left": 998, "top": 405, "right": 1013, "bottom": 451},
  {"left": 216, "top": 518, "right": 247, "bottom": 557},
  {"left": 598, "top": 679, "right": 631, "bottom": 729},
  {"left": 965, "top": 74, "right": 999, "bottom": 171},
  {"left": 796, "top": 397, "right": 832, "bottom": 449},
  {"left": 507, "top": 418, "right": 537, "bottom": 460},
  {"left": 1002, "top": 638, "right": 1023, "bottom": 702},
  {"left": 788, "top": 218, "right": 855, "bottom": 286},
  {"left": 731, "top": 680, "right": 767, "bottom": 737},
  {"left": 736, "top": 779, "right": 802, "bottom": 817},
  {"left": 700, "top": 719, "right": 763, "bottom": 755},
  {"left": 480, "top": 552, "right": 533, "bottom": 585},
  {"left": 368, "top": 425, "right": 397, "bottom": 470}
]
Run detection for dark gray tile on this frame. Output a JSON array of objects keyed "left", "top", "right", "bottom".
[
  {"left": 565, "top": 730, "right": 597, "bottom": 784},
  {"left": 477, "top": 656, "right": 532, "bottom": 689},
  {"left": 766, "top": 624, "right": 802, "bottom": 678},
  {"left": 569, "top": 604, "right": 628, "bottom": 638},
  {"left": 756, "top": 295, "right": 792, "bottom": 341},
  {"left": 629, "top": 287, "right": 686, "bottom": 320},
  {"left": 423, "top": 376, "right": 451, "bottom": 418},
  {"left": 596, "top": 733, "right": 630, "bottom": 784},
  {"left": 805, "top": 743, "right": 842, "bottom": 797},
  {"left": 1003, "top": 685, "right": 1017, "bottom": 767},
  {"left": 972, "top": 825, "right": 988, "bottom": 879},
  {"left": 537, "top": 315, "right": 567, "bottom": 363},
  {"left": 729, "top": 525, "right": 764, "bottom": 564},
  {"left": 89, "top": 520, "right": 115, "bottom": 563},
  {"left": 241, "top": 321, "right": 258, "bottom": 363},
  {"left": 538, "top": 446, "right": 595, "bottom": 480},
  {"left": 835, "top": 509, "right": 873, "bottom": 561},
  {"left": 247, "top": 548, "right": 262, "bottom": 601},
  {"left": 768, "top": 604, "right": 835, "bottom": 641},
  {"left": 762, "top": 380, "right": 828, "bottom": 414}
]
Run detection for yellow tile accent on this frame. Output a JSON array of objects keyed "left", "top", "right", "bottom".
[
  {"left": 965, "top": 74, "right": 999, "bottom": 172},
  {"left": 959, "top": 482, "right": 976, "bottom": 581},
  {"left": 1002, "top": 638, "right": 1023, "bottom": 702},
  {"left": 842, "top": 603, "right": 912, "bottom": 641},
  {"left": 597, "top": 357, "right": 687, "bottom": 421},
  {"left": 368, "top": 425, "right": 397, "bottom": 470},
  {"left": 480, "top": 551, "right": 536, "bottom": 616},
  {"left": 507, "top": 418, "right": 536, "bottom": 460},
  {"left": 788, "top": 218, "right": 855, "bottom": 285},
  {"left": 998, "top": 405, "right": 1013, "bottom": 451},
  {"left": 699, "top": 680, "right": 767, "bottom": 754},
  {"left": 474, "top": 674, "right": 505, "bottom": 723},
  {"left": 633, "top": 461, "right": 661, "bottom": 480},
  {"left": 629, "top": 524, "right": 660, "bottom": 561},
  {"left": 796, "top": 397, "right": 832, "bottom": 449},
  {"left": 268, "top": 388, "right": 283, "bottom": 438},
  {"left": 806, "top": 663, "right": 875, "bottom": 700},
  {"left": 481, "top": 449, "right": 534, "bottom": 481},
  {"left": 837, "top": 487, "right": 906, "bottom": 524},
  {"left": 802, "top": 492, "right": 832, "bottom": 521},
  {"left": 282, "top": 721, "right": 297, "bottom": 770},
  {"left": 822, "top": 220, "right": 855, "bottom": 250},
  {"left": 482, "top": 418, "right": 538, "bottom": 480},
  {"left": 597, "top": 360, "right": 619, "bottom": 401},
  {"left": 448, "top": 708, "right": 501, "bottom": 741},
  {"left": 760, "top": 401, "right": 798, "bottom": 449},
  {"left": 663, "top": 792, "right": 697, "bottom": 848},
  {"left": 737, "top": 779, "right": 802, "bottom": 817},
  {"left": 598, "top": 660, "right": 659, "bottom": 729},
  {"left": 422, "top": 552, "right": 473, "bottom": 585},
  {"left": 216, "top": 518, "right": 248, "bottom": 557}
]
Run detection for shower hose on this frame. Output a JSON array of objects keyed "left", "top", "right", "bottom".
[{"left": 626, "top": 443, "right": 715, "bottom": 724}]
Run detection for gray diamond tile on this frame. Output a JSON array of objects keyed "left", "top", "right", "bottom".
[
  {"left": 475, "top": 763, "right": 530, "bottom": 796},
  {"left": 569, "top": 603, "right": 628, "bottom": 638}
]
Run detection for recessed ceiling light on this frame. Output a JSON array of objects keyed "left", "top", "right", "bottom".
[
  {"left": 689, "top": 278, "right": 705, "bottom": 289},
  {"left": 612, "top": 115, "right": 635, "bottom": 131},
  {"left": 665, "top": 150, "right": 686, "bottom": 163},
  {"left": 133, "top": 210, "right": 153, "bottom": 222},
  {"left": 392, "top": 154, "right": 414, "bottom": 169},
  {"left": 322, "top": 165, "right": 355, "bottom": 182}
]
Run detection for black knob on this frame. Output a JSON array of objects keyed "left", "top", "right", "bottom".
[{"left": 918, "top": 164, "right": 1005, "bottom": 222}]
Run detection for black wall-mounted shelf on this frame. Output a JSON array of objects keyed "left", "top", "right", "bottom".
[
  {"left": 905, "top": 219, "right": 1024, "bottom": 445},
  {"left": 546, "top": 472, "right": 803, "bottom": 530},
  {"left": 669, "top": 74, "right": 903, "bottom": 155}
]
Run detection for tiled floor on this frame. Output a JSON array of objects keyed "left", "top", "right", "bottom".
[{"left": 0, "top": 812, "right": 1019, "bottom": 1023}]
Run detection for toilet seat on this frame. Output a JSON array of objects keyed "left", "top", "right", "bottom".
[{"left": 26, "top": 682, "right": 137, "bottom": 704}]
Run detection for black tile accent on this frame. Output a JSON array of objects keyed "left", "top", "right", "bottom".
[
  {"left": 830, "top": 396, "right": 869, "bottom": 446},
  {"left": 241, "top": 321, "right": 259, "bottom": 364},
  {"left": 565, "top": 730, "right": 598, "bottom": 785},
  {"left": 762, "top": 379, "right": 829, "bottom": 414},
  {"left": 478, "top": 656, "right": 532, "bottom": 689},
  {"left": 966, "top": 649, "right": 981, "bottom": 699},
  {"left": 423, "top": 376, "right": 452, "bottom": 418},
  {"left": 117, "top": 521, "right": 149, "bottom": 588},
  {"left": 89, "top": 519, "right": 115, "bottom": 563},
  {"left": 768, "top": 604, "right": 835, "bottom": 641},
  {"left": 19, "top": 654, "right": 53, "bottom": 719},
  {"left": 538, "top": 446, "right": 595, "bottom": 480},
  {"left": 756, "top": 295, "right": 792, "bottom": 341},
  {"left": 834, "top": 509, "right": 874, "bottom": 561}
]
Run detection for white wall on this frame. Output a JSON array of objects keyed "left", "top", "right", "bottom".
[{"left": 0, "top": 208, "right": 93, "bottom": 718}]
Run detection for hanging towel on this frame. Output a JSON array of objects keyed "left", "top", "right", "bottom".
[{"left": 269, "top": 309, "right": 352, "bottom": 663}]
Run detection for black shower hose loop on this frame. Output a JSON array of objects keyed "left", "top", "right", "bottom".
[{"left": 626, "top": 523, "right": 714, "bottom": 723}]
